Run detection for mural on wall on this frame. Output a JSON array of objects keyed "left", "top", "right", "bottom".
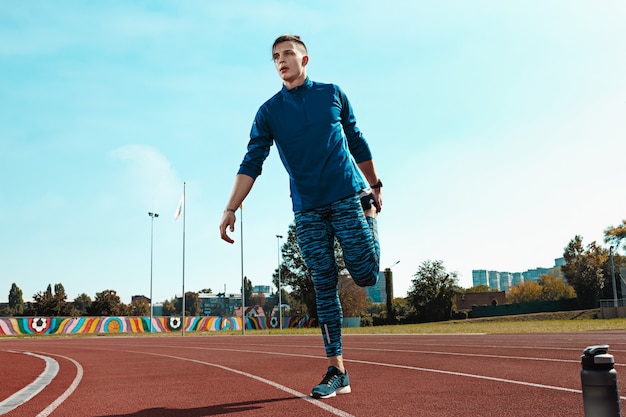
[{"left": 0, "top": 316, "right": 316, "bottom": 336}]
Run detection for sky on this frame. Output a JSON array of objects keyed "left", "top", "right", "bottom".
[{"left": 1, "top": 1, "right": 625, "bottom": 305}]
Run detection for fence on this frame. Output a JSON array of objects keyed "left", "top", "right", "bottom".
[
  {"left": 599, "top": 298, "right": 626, "bottom": 308},
  {"left": 599, "top": 298, "right": 626, "bottom": 319},
  {"left": 469, "top": 298, "right": 580, "bottom": 318},
  {"left": 0, "top": 315, "right": 316, "bottom": 336}
]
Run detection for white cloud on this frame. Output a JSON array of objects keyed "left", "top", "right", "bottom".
[{"left": 109, "top": 144, "right": 183, "bottom": 210}]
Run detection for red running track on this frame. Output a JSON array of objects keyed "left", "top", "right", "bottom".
[{"left": 1, "top": 331, "right": 625, "bottom": 416}]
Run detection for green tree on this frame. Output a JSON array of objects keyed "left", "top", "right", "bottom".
[
  {"left": 392, "top": 297, "right": 411, "bottom": 322},
  {"left": 506, "top": 281, "right": 543, "bottom": 303},
  {"left": 8, "top": 283, "right": 24, "bottom": 316},
  {"left": 252, "top": 291, "right": 266, "bottom": 308},
  {"left": 407, "top": 260, "right": 459, "bottom": 323},
  {"left": 88, "top": 290, "right": 127, "bottom": 316},
  {"left": 601, "top": 251, "right": 625, "bottom": 300},
  {"left": 129, "top": 298, "right": 150, "bottom": 316},
  {"left": 161, "top": 299, "right": 176, "bottom": 316},
  {"left": 52, "top": 283, "right": 70, "bottom": 316},
  {"left": 538, "top": 275, "right": 576, "bottom": 301},
  {"left": 283, "top": 289, "right": 302, "bottom": 316},
  {"left": 561, "top": 235, "right": 608, "bottom": 308},
  {"left": 365, "top": 299, "right": 384, "bottom": 316},
  {"left": 604, "top": 220, "right": 626, "bottom": 252},
  {"left": 242, "top": 277, "right": 253, "bottom": 307},
  {"left": 31, "top": 283, "right": 74, "bottom": 316},
  {"left": 463, "top": 285, "right": 494, "bottom": 293},
  {"left": 175, "top": 292, "right": 201, "bottom": 316},
  {"left": 263, "top": 292, "right": 277, "bottom": 316},
  {"left": 73, "top": 293, "right": 92, "bottom": 316},
  {"left": 32, "top": 284, "right": 54, "bottom": 315}
]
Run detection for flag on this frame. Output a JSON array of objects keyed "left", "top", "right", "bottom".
[{"left": 174, "top": 194, "right": 184, "bottom": 221}]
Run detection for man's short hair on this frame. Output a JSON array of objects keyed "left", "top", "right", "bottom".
[{"left": 272, "top": 34, "right": 307, "bottom": 55}]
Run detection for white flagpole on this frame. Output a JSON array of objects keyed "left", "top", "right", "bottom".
[
  {"left": 240, "top": 205, "right": 245, "bottom": 335},
  {"left": 181, "top": 182, "right": 186, "bottom": 336}
]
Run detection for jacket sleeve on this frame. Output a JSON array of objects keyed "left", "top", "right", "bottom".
[
  {"left": 337, "top": 85, "right": 372, "bottom": 163},
  {"left": 237, "top": 107, "right": 273, "bottom": 179}
]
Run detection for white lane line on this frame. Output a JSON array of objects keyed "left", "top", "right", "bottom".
[
  {"left": 347, "top": 356, "right": 619, "bottom": 402},
  {"left": 349, "top": 347, "right": 579, "bottom": 363},
  {"left": 369, "top": 340, "right": 626, "bottom": 355},
  {"left": 134, "top": 344, "right": 621, "bottom": 399},
  {"left": 0, "top": 351, "right": 59, "bottom": 415},
  {"left": 351, "top": 358, "right": 584, "bottom": 393},
  {"left": 118, "top": 349, "right": 355, "bottom": 417},
  {"left": 34, "top": 352, "right": 84, "bottom": 417}
]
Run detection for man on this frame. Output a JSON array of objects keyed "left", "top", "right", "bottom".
[{"left": 219, "top": 34, "right": 382, "bottom": 399}]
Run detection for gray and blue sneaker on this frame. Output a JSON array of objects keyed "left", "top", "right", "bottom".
[{"left": 310, "top": 366, "right": 351, "bottom": 399}]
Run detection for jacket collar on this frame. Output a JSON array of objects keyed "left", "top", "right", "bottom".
[{"left": 282, "top": 77, "right": 312, "bottom": 95}]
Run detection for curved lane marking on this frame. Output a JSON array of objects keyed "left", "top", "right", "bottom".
[
  {"left": 34, "top": 352, "right": 84, "bottom": 417},
  {"left": 118, "top": 349, "right": 355, "bottom": 417},
  {"left": 0, "top": 351, "right": 59, "bottom": 415}
]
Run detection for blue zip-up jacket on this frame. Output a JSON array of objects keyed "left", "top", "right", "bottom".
[{"left": 238, "top": 77, "right": 372, "bottom": 211}]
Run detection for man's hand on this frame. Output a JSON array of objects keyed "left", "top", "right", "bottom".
[
  {"left": 219, "top": 210, "right": 236, "bottom": 244},
  {"left": 372, "top": 188, "right": 382, "bottom": 213},
  {"left": 218, "top": 174, "right": 255, "bottom": 244}
]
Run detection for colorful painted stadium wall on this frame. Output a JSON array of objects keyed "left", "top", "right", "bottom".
[{"left": 0, "top": 316, "right": 316, "bottom": 336}]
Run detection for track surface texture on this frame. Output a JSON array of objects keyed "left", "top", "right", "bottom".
[{"left": 1, "top": 331, "right": 625, "bottom": 416}]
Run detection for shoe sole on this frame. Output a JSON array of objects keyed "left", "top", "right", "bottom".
[{"left": 311, "top": 385, "right": 351, "bottom": 399}]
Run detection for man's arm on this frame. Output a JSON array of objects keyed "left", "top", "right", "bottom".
[{"left": 219, "top": 174, "right": 255, "bottom": 243}]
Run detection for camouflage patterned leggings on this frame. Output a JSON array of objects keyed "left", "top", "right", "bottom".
[{"left": 294, "top": 194, "right": 380, "bottom": 357}]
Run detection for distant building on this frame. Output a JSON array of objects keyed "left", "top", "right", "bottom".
[
  {"left": 131, "top": 295, "right": 150, "bottom": 304},
  {"left": 152, "top": 302, "right": 163, "bottom": 316},
  {"left": 523, "top": 267, "right": 550, "bottom": 282},
  {"left": 171, "top": 285, "right": 278, "bottom": 316},
  {"left": 472, "top": 257, "right": 567, "bottom": 292},
  {"left": 175, "top": 292, "right": 242, "bottom": 316},
  {"left": 472, "top": 270, "right": 489, "bottom": 288},
  {"left": 512, "top": 272, "right": 524, "bottom": 287},
  {"left": 253, "top": 285, "right": 272, "bottom": 296},
  {"left": 234, "top": 305, "right": 266, "bottom": 317},
  {"left": 488, "top": 270, "right": 500, "bottom": 290},
  {"left": 366, "top": 271, "right": 387, "bottom": 303},
  {"left": 499, "top": 272, "right": 513, "bottom": 292}
]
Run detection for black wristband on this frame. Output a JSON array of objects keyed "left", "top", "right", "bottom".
[
  {"left": 225, "top": 208, "right": 237, "bottom": 213},
  {"left": 370, "top": 179, "right": 383, "bottom": 189}
]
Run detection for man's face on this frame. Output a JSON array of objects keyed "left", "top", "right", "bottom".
[{"left": 272, "top": 41, "right": 308, "bottom": 85}]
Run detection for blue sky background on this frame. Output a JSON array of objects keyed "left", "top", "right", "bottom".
[{"left": 1, "top": 1, "right": 625, "bottom": 304}]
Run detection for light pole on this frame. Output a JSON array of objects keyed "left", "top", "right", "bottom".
[
  {"left": 276, "top": 234, "right": 283, "bottom": 329},
  {"left": 148, "top": 212, "right": 159, "bottom": 333},
  {"left": 610, "top": 246, "right": 618, "bottom": 307},
  {"left": 385, "top": 260, "right": 400, "bottom": 324},
  {"left": 388, "top": 260, "right": 401, "bottom": 269}
]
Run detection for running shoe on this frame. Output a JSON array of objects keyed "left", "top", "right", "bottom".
[{"left": 310, "top": 366, "right": 351, "bottom": 399}]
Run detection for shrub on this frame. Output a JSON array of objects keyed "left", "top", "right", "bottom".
[{"left": 360, "top": 316, "right": 373, "bottom": 327}]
